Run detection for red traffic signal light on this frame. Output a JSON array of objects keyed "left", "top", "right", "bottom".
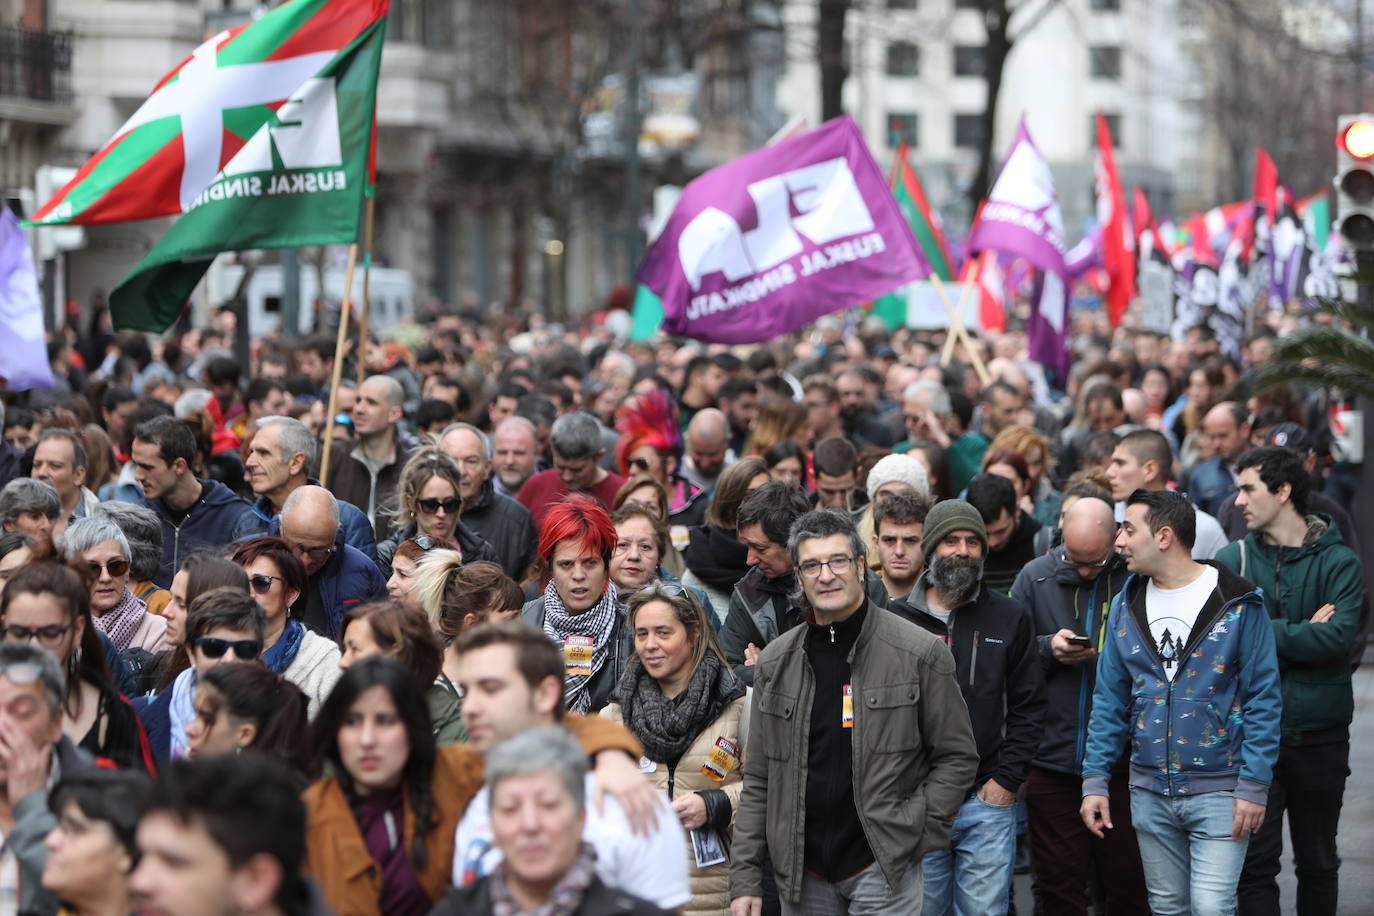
[{"left": 1339, "top": 119, "right": 1374, "bottom": 159}]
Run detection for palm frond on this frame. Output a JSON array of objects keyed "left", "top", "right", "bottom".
[{"left": 1267, "top": 326, "right": 1374, "bottom": 367}]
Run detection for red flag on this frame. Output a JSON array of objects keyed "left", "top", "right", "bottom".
[
  {"left": 1189, "top": 212, "right": 1218, "bottom": 267},
  {"left": 962, "top": 250, "right": 1005, "bottom": 332},
  {"left": 1254, "top": 147, "right": 1279, "bottom": 218},
  {"left": 1132, "top": 186, "right": 1152, "bottom": 240},
  {"left": 1094, "top": 112, "right": 1134, "bottom": 327}
]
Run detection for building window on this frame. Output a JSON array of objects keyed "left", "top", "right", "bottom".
[
  {"left": 1089, "top": 45, "right": 1122, "bottom": 79},
  {"left": 1094, "top": 113, "right": 1123, "bottom": 148},
  {"left": 886, "top": 42, "right": 920, "bottom": 76},
  {"left": 953, "top": 45, "right": 985, "bottom": 77},
  {"left": 887, "top": 0, "right": 918, "bottom": 8},
  {"left": 1090, "top": 0, "right": 1121, "bottom": 10},
  {"left": 954, "top": 0, "right": 982, "bottom": 9},
  {"left": 954, "top": 114, "right": 984, "bottom": 149},
  {"left": 887, "top": 112, "right": 919, "bottom": 148}
]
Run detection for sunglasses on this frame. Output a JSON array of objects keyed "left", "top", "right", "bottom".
[
  {"left": 635, "top": 582, "right": 685, "bottom": 597},
  {"left": 0, "top": 623, "right": 73, "bottom": 645},
  {"left": 627, "top": 457, "right": 654, "bottom": 473},
  {"left": 86, "top": 558, "right": 130, "bottom": 578},
  {"left": 249, "top": 574, "right": 283, "bottom": 595},
  {"left": 416, "top": 497, "right": 461, "bottom": 515},
  {"left": 0, "top": 661, "right": 45, "bottom": 686},
  {"left": 193, "top": 637, "right": 262, "bottom": 660},
  {"left": 413, "top": 535, "right": 436, "bottom": 551}
]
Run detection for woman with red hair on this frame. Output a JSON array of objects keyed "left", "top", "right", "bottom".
[{"left": 518, "top": 494, "right": 629, "bottom": 713}]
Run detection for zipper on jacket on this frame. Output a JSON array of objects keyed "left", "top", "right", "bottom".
[{"left": 969, "top": 630, "right": 979, "bottom": 689}]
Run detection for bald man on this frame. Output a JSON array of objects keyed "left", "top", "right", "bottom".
[
  {"left": 279, "top": 485, "right": 386, "bottom": 637},
  {"left": 1010, "top": 498, "right": 1149, "bottom": 915},
  {"left": 680, "top": 408, "right": 734, "bottom": 493},
  {"left": 327, "top": 374, "right": 416, "bottom": 539}
]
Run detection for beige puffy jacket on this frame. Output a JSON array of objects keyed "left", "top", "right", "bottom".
[{"left": 605, "top": 693, "right": 750, "bottom": 916}]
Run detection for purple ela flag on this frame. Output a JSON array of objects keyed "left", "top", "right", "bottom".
[
  {"left": 636, "top": 116, "right": 928, "bottom": 344},
  {"left": 968, "top": 118, "right": 1070, "bottom": 380},
  {"left": 0, "top": 210, "right": 54, "bottom": 391}
]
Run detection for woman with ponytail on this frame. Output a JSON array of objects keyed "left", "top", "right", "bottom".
[{"left": 184, "top": 662, "right": 313, "bottom": 786}]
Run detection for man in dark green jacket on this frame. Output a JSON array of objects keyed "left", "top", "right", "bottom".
[{"left": 1215, "top": 445, "right": 1363, "bottom": 916}]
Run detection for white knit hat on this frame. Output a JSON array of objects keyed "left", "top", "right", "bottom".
[{"left": 865, "top": 453, "right": 930, "bottom": 500}]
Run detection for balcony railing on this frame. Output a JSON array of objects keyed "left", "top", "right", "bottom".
[{"left": 0, "top": 25, "right": 73, "bottom": 106}]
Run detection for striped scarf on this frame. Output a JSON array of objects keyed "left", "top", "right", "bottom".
[{"left": 540, "top": 580, "right": 619, "bottom": 714}]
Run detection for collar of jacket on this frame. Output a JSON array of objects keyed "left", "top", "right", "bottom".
[
  {"left": 467, "top": 477, "right": 497, "bottom": 514},
  {"left": 1121, "top": 560, "right": 1262, "bottom": 663}
]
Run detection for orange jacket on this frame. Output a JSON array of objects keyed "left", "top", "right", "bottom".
[{"left": 302, "top": 714, "right": 642, "bottom": 916}]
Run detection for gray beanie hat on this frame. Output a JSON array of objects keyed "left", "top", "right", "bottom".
[{"left": 921, "top": 499, "right": 987, "bottom": 562}]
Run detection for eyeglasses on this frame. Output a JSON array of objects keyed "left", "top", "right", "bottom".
[
  {"left": 797, "top": 555, "right": 855, "bottom": 579},
  {"left": 413, "top": 536, "right": 436, "bottom": 551},
  {"left": 289, "top": 542, "right": 336, "bottom": 563},
  {"left": 416, "top": 497, "right": 461, "bottom": 515},
  {"left": 192, "top": 637, "right": 262, "bottom": 660},
  {"left": 1056, "top": 549, "right": 1115, "bottom": 571},
  {"left": 249, "top": 574, "right": 283, "bottom": 595},
  {"left": 85, "top": 558, "right": 130, "bottom": 578},
  {"left": 0, "top": 623, "right": 74, "bottom": 646}
]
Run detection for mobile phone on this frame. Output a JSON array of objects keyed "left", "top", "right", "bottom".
[{"left": 1066, "top": 634, "right": 1093, "bottom": 647}]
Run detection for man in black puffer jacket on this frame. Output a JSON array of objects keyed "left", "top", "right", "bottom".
[
  {"left": 1010, "top": 496, "right": 1149, "bottom": 916},
  {"left": 889, "top": 498, "right": 1045, "bottom": 915}
]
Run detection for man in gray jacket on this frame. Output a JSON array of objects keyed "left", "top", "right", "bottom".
[{"left": 729, "top": 509, "right": 978, "bottom": 915}]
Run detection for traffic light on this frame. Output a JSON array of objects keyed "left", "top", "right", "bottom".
[{"left": 1336, "top": 113, "right": 1374, "bottom": 249}]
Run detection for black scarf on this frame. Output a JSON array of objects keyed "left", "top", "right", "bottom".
[
  {"left": 682, "top": 525, "right": 750, "bottom": 593},
  {"left": 617, "top": 651, "right": 746, "bottom": 765}
]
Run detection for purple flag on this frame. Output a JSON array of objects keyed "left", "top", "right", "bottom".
[
  {"left": 0, "top": 210, "right": 53, "bottom": 391},
  {"left": 635, "top": 116, "right": 927, "bottom": 344},
  {"left": 968, "top": 118, "right": 1070, "bottom": 380}
]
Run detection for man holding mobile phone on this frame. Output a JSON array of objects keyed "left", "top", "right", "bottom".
[{"left": 1011, "top": 496, "right": 1149, "bottom": 915}]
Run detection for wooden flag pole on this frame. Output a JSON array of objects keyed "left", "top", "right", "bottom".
[
  {"left": 356, "top": 193, "right": 376, "bottom": 387},
  {"left": 931, "top": 268, "right": 991, "bottom": 385},
  {"left": 935, "top": 264, "right": 977, "bottom": 366},
  {"left": 319, "top": 241, "right": 360, "bottom": 486}
]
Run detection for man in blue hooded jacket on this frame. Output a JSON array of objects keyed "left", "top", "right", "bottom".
[
  {"left": 1081, "top": 488, "right": 1281, "bottom": 916},
  {"left": 132, "top": 416, "right": 253, "bottom": 588}
]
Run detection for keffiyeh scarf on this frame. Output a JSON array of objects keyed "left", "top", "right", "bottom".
[
  {"left": 540, "top": 579, "right": 619, "bottom": 714},
  {"left": 490, "top": 843, "right": 598, "bottom": 916},
  {"left": 93, "top": 588, "right": 147, "bottom": 652}
]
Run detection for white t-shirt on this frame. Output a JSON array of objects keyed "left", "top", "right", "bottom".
[
  {"left": 452, "top": 773, "right": 691, "bottom": 910},
  {"left": 1145, "top": 564, "right": 1218, "bottom": 679}
]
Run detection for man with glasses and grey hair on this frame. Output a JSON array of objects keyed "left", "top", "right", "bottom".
[
  {"left": 232, "top": 416, "right": 376, "bottom": 560},
  {"left": 730, "top": 509, "right": 978, "bottom": 916},
  {"left": 0, "top": 641, "right": 99, "bottom": 916},
  {"left": 278, "top": 485, "right": 385, "bottom": 638},
  {"left": 516, "top": 412, "right": 626, "bottom": 528},
  {"left": 1009, "top": 496, "right": 1149, "bottom": 915},
  {"left": 0, "top": 478, "right": 61, "bottom": 555},
  {"left": 888, "top": 498, "right": 1045, "bottom": 916}
]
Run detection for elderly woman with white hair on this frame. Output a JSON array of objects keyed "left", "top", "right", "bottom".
[{"left": 57, "top": 517, "right": 169, "bottom": 655}]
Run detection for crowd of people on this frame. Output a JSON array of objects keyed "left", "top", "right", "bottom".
[{"left": 0, "top": 302, "right": 1362, "bottom": 916}]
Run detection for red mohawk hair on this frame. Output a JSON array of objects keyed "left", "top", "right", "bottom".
[{"left": 614, "top": 389, "right": 683, "bottom": 477}]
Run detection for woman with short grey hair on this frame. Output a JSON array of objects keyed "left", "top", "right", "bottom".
[
  {"left": 58, "top": 517, "right": 168, "bottom": 655},
  {"left": 95, "top": 501, "right": 171, "bottom": 616}
]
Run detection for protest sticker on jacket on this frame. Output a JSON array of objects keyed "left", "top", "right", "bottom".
[{"left": 636, "top": 115, "right": 928, "bottom": 344}]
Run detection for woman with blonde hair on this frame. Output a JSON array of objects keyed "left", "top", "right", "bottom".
[
  {"left": 985, "top": 424, "right": 1058, "bottom": 526},
  {"left": 605, "top": 582, "right": 748, "bottom": 916},
  {"left": 375, "top": 444, "right": 497, "bottom": 578},
  {"left": 743, "top": 397, "right": 807, "bottom": 457}
]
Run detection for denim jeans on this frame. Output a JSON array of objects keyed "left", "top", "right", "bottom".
[
  {"left": 1237, "top": 740, "right": 1349, "bottom": 916},
  {"left": 1130, "top": 787, "right": 1250, "bottom": 916},
  {"left": 921, "top": 794, "right": 1018, "bottom": 916},
  {"left": 778, "top": 859, "right": 921, "bottom": 916}
]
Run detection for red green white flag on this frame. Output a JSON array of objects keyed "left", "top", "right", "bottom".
[
  {"left": 869, "top": 142, "right": 952, "bottom": 331},
  {"left": 30, "top": 0, "right": 388, "bottom": 331}
]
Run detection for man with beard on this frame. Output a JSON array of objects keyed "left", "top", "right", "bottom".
[
  {"left": 681, "top": 409, "right": 733, "bottom": 494},
  {"left": 717, "top": 377, "right": 759, "bottom": 456},
  {"left": 491, "top": 416, "right": 542, "bottom": 499},
  {"left": 890, "top": 499, "right": 1045, "bottom": 916}
]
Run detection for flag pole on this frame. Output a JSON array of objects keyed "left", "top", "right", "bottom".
[
  {"left": 319, "top": 241, "right": 360, "bottom": 486},
  {"left": 356, "top": 191, "right": 376, "bottom": 387},
  {"left": 931, "top": 268, "right": 991, "bottom": 385},
  {"left": 939, "top": 269, "right": 971, "bottom": 366}
]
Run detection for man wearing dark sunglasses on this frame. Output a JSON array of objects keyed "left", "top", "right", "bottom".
[
  {"left": 1009, "top": 497, "right": 1147, "bottom": 915},
  {"left": 277, "top": 486, "right": 385, "bottom": 639},
  {"left": 232, "top": 416, "right": 377, "bottom": 561}
]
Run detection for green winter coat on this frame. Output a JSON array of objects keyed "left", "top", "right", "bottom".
[{"left": 1215, "top": 514, "right": 1362, "bottom": 745}]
